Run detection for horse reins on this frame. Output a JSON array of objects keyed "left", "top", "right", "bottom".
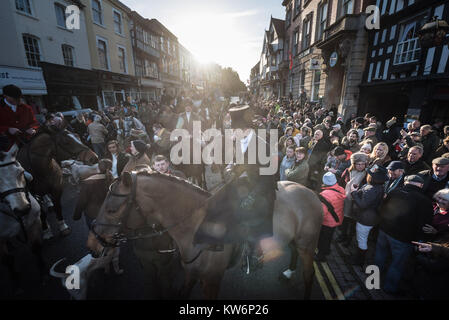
[
  {"left": 91, "top": 172, "right": 205, "bottom": 264},
  {"left": 0, "top": 160, "right": 31, "bottom": 243}
]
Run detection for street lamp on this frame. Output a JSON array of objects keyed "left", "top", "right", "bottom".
[{"left": 417, "top": 16, "right": 449, "bottom": 48}]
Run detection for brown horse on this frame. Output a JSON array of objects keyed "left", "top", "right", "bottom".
[
  {"left": 87, "top": 170, "right": 323, "bottom": 299},
  {"left": 17, "top": 127, "right": 98, "bottom": 237}
]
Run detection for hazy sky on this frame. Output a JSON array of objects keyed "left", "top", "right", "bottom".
[{"left": 121, "top": 0, "right": 285, "bottom": 83}]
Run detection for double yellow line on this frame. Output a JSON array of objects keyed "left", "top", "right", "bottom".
[{"left": 314, "top": 261, "right": 345, "bottom": 300}]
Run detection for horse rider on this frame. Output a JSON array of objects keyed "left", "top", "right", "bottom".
[
  {"left": 175, "top": 98, "right": 203, "bottom": 137},
  {"left": 194, "top": 105, "right": 277, "bottom": 270},
  {"left": 0, "top": 84, "right": 39, "bottom": 151}
]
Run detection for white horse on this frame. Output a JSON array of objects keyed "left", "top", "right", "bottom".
[{"left": 0, "top": 144, "right": 45, "bottom": 293}]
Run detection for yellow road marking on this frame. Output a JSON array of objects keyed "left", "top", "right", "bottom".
[
  {"left": 313, "top": 261, "right": 333, "bottom": 300},
  {"left": 321, "top": 262, "right": 346, "bottom": 300}
]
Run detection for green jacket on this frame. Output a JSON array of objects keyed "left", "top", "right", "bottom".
[{"left": 285, "top": 159, "right": 309, "bottom": 186}]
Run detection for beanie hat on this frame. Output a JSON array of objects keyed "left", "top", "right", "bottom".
[
  {"left": 333, "top": 146, "right": 346, "bottom": 156},
  {"left": 322, "top": 172, "right": 337, "bottom": 186},
  {"left": 2, "top": 84, "right": 22, "bottom": 99},
  {"left": 132, "top": 140, "right": 148, "bottom": 154}
]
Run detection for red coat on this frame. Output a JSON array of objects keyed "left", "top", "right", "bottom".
[
  {"left": 0, "top": 98, "right": 40, "bottom": 148},
  {"left": 320, "top": 184, "right": 346, "bottom": 227}
]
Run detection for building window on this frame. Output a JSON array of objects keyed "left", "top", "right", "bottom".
[
  {"left": 150, "top": 34, "right": 157, "bottom": 49},
  {"left": 394, "top": 37, "right": 420, "bottom": 65},
  {"left": 286, "top": 9, "right": 292, "bottom": 28},
  {"left": 317, "top": 2, "right": 328, "bottom": 41},
  {"left": 54, "top": 3, "right": 67, "bottom": 28},
  {"left": 135, "top": 57, "right": 144, "bottom": 76},
  {"left": 113, "top": 10, "right": 122, "bottom": 35},
  {"left": 92, "top": 0, "right": 103, "bottom": 25},
  {"left": 118, "top": 47, "right": 126, "bottom": 73},
  {"left": 293, "top": 30, "right": 299, "bottom": 55},
  {"left": 393, "top": 21, "right": 421, "bottom": 65},
  {"left": 162, "top": 58, "right": 167, "bottom": 73},
  {"left": 312, "top": 70, "right": 321, "bottom": 101},
  {"left": 16, "top": 0, "right": 32, "bottom": 15},
  {"left": 161, "top": 37, "right": 165, "bottom": 52},
  {"left": 299, "top": 69, "right": 306, "bottom": 94},
  {"left": 22, "top": 34, "right": 41, "bottom": 67},
  {"left": 136, "top": 26, "right": 143, "bottom": 42},
  {"left": 341, "top": 0, "right": 354, "bottom": 16},
  {"left": 145, "top": 60, "right": 158, "bottom": 78},
  {"left": 62, "top": 44, "right": 74, "bottom": 66},
  {"left": 294, "top": 0, "right": 302, "bottom": 15},
  {"left": 97, "top": 38, "right": 108, "bottom": 70},
  {"left": 302, "top": 16, "right": 312, "bottom": 51}
]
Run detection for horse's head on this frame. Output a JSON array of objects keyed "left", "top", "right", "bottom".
[
  {"left": 53, "top": 130, "right": 97, "bottom": 164},
  {"left": 0, "top": 144, "right": 31, "bottom": 215},
  {"left": 87, "top": 172, "right": 143, "bottom": 257}
]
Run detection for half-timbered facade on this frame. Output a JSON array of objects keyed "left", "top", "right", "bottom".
[
  {"left": 359, "top": 0, "right": 449, "bottom": 124},
  {"left": 259, "top": 17, "right": 286, "bottom": 99}
]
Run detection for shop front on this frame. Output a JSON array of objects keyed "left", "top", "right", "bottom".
[
  {"left": 97, "top": 70, "right": 138, "bottom": 109},
  {"left": 40, "top": 62, "right": 98, "bottom": 112},
  {"left": 0, "top": 65, "right": 47, "bottom": 113}
]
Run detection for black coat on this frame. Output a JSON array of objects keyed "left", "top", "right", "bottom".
[
  {"left": 195, "top": 132, "right": 277, "bottom": 244},
  {"left": 422, "top": 131, "right": 440, "bottom": 164},
  {"left": 105, "top": 152, "right": 130, "bottom": 177},
  {"left": 403, "top": 159, "right": 430, "bottom": 176},
  {"left": 419, "top": 169, "right": 449, "bottom": 200},
  {"left": 379, "top": 184, "right": 433, "bottom": 243},
  {"left": 351, "top": 183, "right": 384, "bottom": 226}
]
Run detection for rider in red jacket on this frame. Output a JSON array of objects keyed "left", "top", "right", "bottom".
[{"left": 0, "top": 84, "right": 39, "bottom": 151}]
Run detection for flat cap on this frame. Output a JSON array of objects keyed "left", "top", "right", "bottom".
[
  {"left": 404, "top": 175, "right": 424, "bottom": 184},
  {"left": 432, "top": 157, "right": 449, "bottom": 165},
  {"left": 387, "top": 161, "right": 405, "bottom": 171}
]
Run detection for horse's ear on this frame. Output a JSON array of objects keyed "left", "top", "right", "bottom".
[
  {"left": 122, "top": 172, "right": 132, "bottom": 187},
  {"left": 9, "top": 143, "right": 19, "bottom": 158}
]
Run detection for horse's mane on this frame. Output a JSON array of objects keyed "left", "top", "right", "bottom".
[{"left": 137, "top": 169, "right": 211, "bottom": 197}]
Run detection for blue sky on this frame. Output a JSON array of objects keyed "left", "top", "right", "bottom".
[{"left": 121, "top": 0, "right": 285, "bottom": 82}]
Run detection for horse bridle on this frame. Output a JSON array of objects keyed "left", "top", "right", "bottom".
[
  {"left": 90, "top": 172, "right": 170, "bottom": 249},
  {"left": 91, "top": 172, "right": 206, "bottom": 264},
  {"left": 0, "top": 161, "right": 30, "bottom": 202},
  {"left": 53, "top": 131, "right": 89, "bottom": 160},
  {"left": 0, "top": 160, "right": 31, "bottom": 242}
]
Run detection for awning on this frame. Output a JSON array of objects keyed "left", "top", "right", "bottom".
[{"left": 0, "top": 65, "right": 47, "bottom": 95}]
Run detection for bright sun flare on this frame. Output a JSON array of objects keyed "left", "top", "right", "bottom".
[{"left": 176, "top": 11, "right": 242, "bottom": 65}]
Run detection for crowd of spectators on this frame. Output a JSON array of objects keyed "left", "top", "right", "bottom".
[{"left": 252, "top": 96, "right": 449, "bottom": 299}]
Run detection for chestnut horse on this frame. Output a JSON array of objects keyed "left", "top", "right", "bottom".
[
  {"left": 87, "top": 170, "right": 323, "bottom": 299},
  {"left": 17, "top": 128, "right": 98, "bottom": 235}
]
